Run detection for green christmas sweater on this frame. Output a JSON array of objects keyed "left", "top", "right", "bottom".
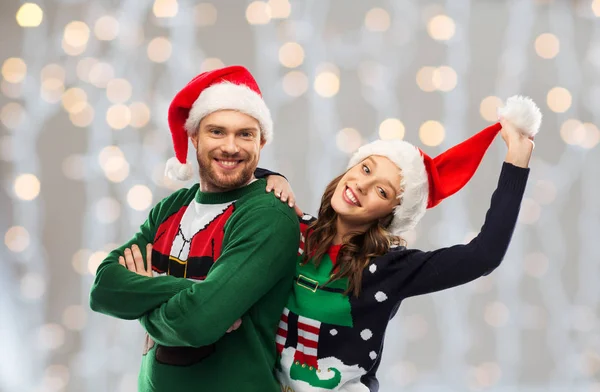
[
  {"left": 275, "top": 162, "right": 529, "bottom": 392},
  {"left": 89, "top": 178, "right": 300, "bottom": 392}
]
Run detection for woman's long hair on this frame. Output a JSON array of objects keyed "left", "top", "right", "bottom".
[{"left": 302, "top": 173, "right": 405, "bottom": 297}]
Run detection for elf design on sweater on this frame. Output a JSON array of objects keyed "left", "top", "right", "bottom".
[
  {"left": 276, "top": 163, "right": 530, "bottom": 392},
  {"left": 276, "top": 217, "right": 370, "bottom": 390}
]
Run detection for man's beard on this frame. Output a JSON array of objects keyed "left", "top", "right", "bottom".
[{"left": 197, "top": 152, "right": 255, "bottom": 191}]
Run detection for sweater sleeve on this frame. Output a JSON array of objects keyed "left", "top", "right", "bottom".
[
  {"left": 397, "top": 162, "right": 529, "bottom": 298},
  {"left": 139, "top": 202, "right": 300, "bottom": 347},
  {"left": 89, "top": 190, "right": 196, "bottom": 320},
  {"left": 254, "top": 167, "right": 285, "bottom": 179}
]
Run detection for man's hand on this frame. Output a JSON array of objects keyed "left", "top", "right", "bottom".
[
  {"left": 119, "top": 244, "right": 154, "bottom": 277},
  {"left": 120, "top": 243, "right": 243, "bottom": 332},
  {"left": 266, "top": 175, "right": 303, "bottom": 217}
]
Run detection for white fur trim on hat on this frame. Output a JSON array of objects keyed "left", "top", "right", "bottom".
[
  {"left": 497, "top": 95, "right": 542, "bottom": 138},
  {"left": 165, "top": 156, "right": 193, "bottom": 181},
  {"left": 184, "top": 82, "right": 273, "bottom": 144},
  {"left": 347, "top": 139, "right": 429, "bottom": 235}
]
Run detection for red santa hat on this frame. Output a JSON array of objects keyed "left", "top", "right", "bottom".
[
  {"left": 165, "top": 65, "right": 273, "bottom": 181},
  {"left": 347, "top": 95, "right": 542, "bottom": 235}
]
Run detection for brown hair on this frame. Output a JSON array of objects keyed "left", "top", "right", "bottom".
[{"left": 302, "top": 173, "right": 405, "bottom": 297}]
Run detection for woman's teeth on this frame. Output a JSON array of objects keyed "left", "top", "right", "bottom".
[{"left": 345, "top": 187, "right": 359, "bottom": 205}]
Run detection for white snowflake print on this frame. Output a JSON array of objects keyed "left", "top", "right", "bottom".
[
  {"left": 330, "top": 329, "right": 338, "bottom": 336},
  {"left": 361, "top": 329, "right": 373, "bottom": 341},
  {"left": 369, "top": 264, "right": 377, "bottom": 273},
  {"left": 375, "top": 291, "right": 388, "bottom": 302},
  {"left": 369, "top": 351, "right": 377, "bottom": 360}
]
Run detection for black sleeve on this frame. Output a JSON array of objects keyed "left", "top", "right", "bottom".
[
  {"left": 254, "top": 167, "right": 286, "bottom": 180},
  {"left": 394, "top": 162, "right": 529, "bottom": 298}
]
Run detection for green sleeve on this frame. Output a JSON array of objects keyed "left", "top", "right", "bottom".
[
  {"left": 89, "top": 189, "right": 196, "bottom": 320},
  {"left": 139, "top": 202, "right": 299, "bottom": 347}
]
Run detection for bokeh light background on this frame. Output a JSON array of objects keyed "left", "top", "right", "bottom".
[{"left": 1, "top": 0, "right": 599, "bottom": 391}]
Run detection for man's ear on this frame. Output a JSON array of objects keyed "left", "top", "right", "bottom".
[{"left": 190, "top": 130, "right": 199, "bottom": 150}]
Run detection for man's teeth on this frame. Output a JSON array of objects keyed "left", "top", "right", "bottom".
[
  {"left": 218, "top": 160, "right": 238, "bottom": 167},
  {"left": 345, "top": 188, "right": 358, "bottom": 205}
]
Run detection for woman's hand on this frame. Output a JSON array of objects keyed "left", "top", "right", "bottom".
[
  {"left": 500, "top": 117, "right": 535, "bottom": 168},
  {"left": 226, "top": 318, "right": 242, "bottom": 333},
  {"left": 266, "top": 175, "right": 303, "bottom": 217},
  {"left": 119, "top": 244, "right": 154, "bottom": 277}
]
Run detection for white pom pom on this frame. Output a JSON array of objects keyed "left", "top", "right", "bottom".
[
  {"left": 497, "top": 95, "right": 542, "bottom": 138},
  {"left": 165, "top": 157, "right": 193, "bottom": 181}
]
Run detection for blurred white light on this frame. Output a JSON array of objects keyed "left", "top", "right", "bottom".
[
  {"left": 88, "top": 251, "right": 108, "bottom": 275},
  {"left": 535, "top": 33, "right": 560, "bottom": 59},
  {"left": 89, "top": 62, "right": 115, "bottom": 88},
  {"left": 246, "top": 1, "right": 272, "bottom": 25},
  {"left": 129, "top": 102, "right": 151, "bottom": 128},
  {"left": 106, "top": 104, "right": 132, "bottom": 130},
  {"left": 365, "top": 8, "right": 390, "bottom": 32},
  {"left": 336, "top": 128, "right": 362, "bottom": 153},
  {"left": 279, "top": 42, "right": 304, "bottom": 68},
  {"left": 16, "top": 3, "right": 44, "bottom": 27},
  {"left": 200, "top": 58, "right": 225, "bottom": 72},
  {"left": 94, "top": 16, "right": 119, "bottom": 40},
  {"left": 13, "top": 173, "right": 41, "bottom": 201},
  {"left": 416, "top": 66, "right": 436, "bottom": 92},
  {"left": 269, "top": 0, "right": 291, "bottom": 19},
  {"left": 127, "top": 185, "right": 153, "bottom": 211},
  {"left": 147, "top": 37, "right": 172, "bottom": 63},
  {"left": 2, "top": 58, "right": 27, "bottom": 83},
  {"left": 427, "top": 14, "right": 455, "bottom": 41},
  {"left": 194, "top": 3, "right": 218, "bottom": 26},
  {"left": 72, "top": 249, "right": 92, "bottom": 275},
  {"left": 547, "top": 87, "right": 572, "bottom": 113},
  {"left": 419, "top": 120, "right": 445, "bottom": 146},
  {"left": 153, "top": 0, "right": 178, "bottom": 18},
  {"left": 282, "top": 71, "right": 308, "bottom": 97},
  {"left": 5, "top": 226, "right": 30, "bottom": 253},
  {"left": 314, "top": 71, "right": 340, "bottom": 97},
  {"left": 480, "top": 96, "right": 503, "bottom": 122},
  {"left": 379, "top": 118, "right": 405, "bottom": 140}
]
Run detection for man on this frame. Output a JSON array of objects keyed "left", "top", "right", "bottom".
[{"left": 89, "top": 66, "right": 300, "bottom": 391}]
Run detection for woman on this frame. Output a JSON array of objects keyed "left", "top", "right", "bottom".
[{"left": 262, "top": 96, "right": 540, "bottom": 391}]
